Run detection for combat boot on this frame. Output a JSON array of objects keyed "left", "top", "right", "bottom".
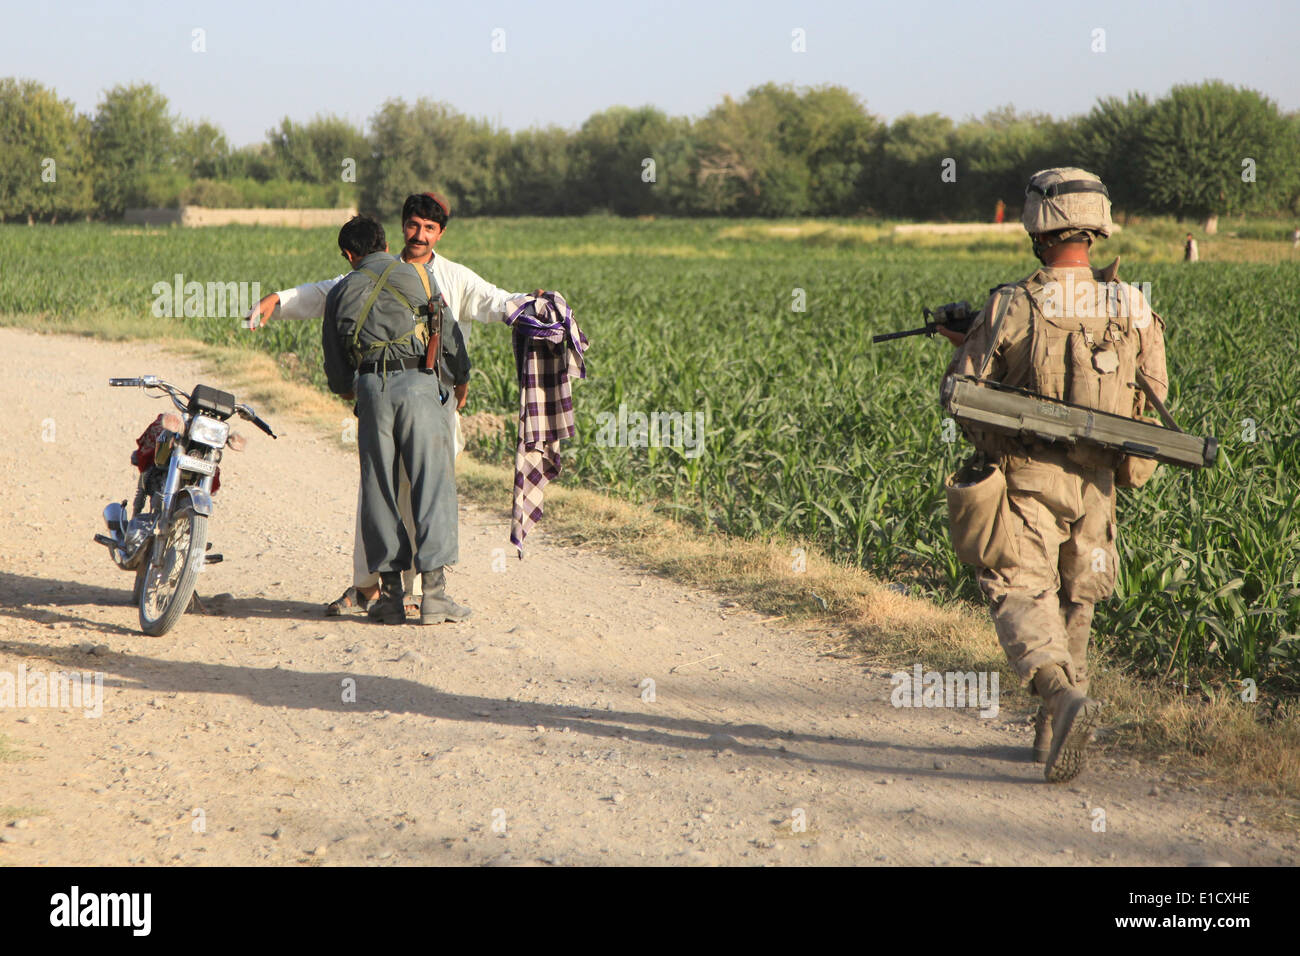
[
  {"left": 420, "top": 567, "right": 471, "bottom": 625},
  {"left": 367, "top": 571, "right": 406, "bottom": 625},
  {"left": 1032, "top": 705, "right": 1052, "bottom": 763},
  {"left": 1034, "top": 663, "right": 1103, "bottom": 783}
]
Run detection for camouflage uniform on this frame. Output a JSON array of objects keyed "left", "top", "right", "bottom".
[
  {"left": 943, "top": 268, "right": 1168, "bottom": 690},
  {"left": 940, "top": 168, "right": 1169, "bottom": 779}
]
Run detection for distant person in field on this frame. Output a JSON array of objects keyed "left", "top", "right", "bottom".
[
  {"left": 1291, "top": 227, "right": 1299, "bottom": 249},
  {"left": 1184, "top": 232, "right": 1199, "bottom": 262},
  {"left": 244, "top": 192, "right": 545, "bottom": 620},
  {"left": 936, "top": 167, "right": 1169, "bottom": 783},
  {"left": 994, "top": 199, "right": 1005, "bottom": 224}
]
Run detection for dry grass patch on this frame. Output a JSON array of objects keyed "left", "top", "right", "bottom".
[
  {"left": 717, "top": 221, "right": 891, "bottom": 245},
  {"left": 1095, "top": 669, "right": 1300, "bottom": 799},
  {"left": 165, "top": 340, "right": 352, "bottom": 438},
  {"left": 493, "top": 242, "right": 733, "bottom": 260}
]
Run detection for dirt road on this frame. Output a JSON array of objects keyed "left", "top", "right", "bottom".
[{"left": 0, "top": 328, "right": 1292, "bottom": 866}]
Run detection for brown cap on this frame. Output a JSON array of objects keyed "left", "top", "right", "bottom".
[{"left": 421, "top": 191, "right": 450, "bottom": 218}]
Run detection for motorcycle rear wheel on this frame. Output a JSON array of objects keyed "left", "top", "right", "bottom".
[{"left": 138, "top": 508, "right": 208, "bottom": 636}]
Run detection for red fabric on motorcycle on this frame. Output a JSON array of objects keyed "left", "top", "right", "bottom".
[
  {"left": 129, "top": 415, "right": 220, "bottom": 493},
  {"left": 131, "top": 416, "right": 166, "bottom": 472}
]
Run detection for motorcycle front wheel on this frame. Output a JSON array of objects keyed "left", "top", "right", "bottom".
[{"left": 138, "top": 508, "right": 208, "bottom": 636}]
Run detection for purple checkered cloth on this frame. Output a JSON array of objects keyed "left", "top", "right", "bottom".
[{"left": 505, "top": 291, "right": 588, "bottom": 556}]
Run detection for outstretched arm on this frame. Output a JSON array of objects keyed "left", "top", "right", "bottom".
[
  {"left": 449, "top": 259, "right": 532, "bottom": 325},
  {"left": 245, "top": 275, "right": 347, "bottom": 329}
]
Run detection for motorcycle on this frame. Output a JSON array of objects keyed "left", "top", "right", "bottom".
[{"left": 94, "top": 376, "right": 276, "bottom": 635}]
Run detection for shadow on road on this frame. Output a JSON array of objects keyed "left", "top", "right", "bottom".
[
  {"left": 3, "top": 631, "right": 1031, "bottom": 785},
  {"left": 0, "top": 570, "right": 332, "bottom": 627}
]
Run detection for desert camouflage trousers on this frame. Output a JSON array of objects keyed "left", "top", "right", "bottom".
[{"left": 977, "top": 446, "right": 1119, "bottom": 695}]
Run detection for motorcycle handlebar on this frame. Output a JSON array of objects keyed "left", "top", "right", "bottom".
[
  {"left": 251, "top": 414, "right": 277, "bottom": 439},
  {"left": 114, "top": 379, "right": 276, "bottom": 438},
  {"left": 235, "top": 403, "right": 277, "bottom": 439}
]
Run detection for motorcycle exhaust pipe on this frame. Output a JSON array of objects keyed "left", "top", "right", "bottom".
[
  {"left": 104, "top": 501, "right": 128, "bottom": 536},
  {"left": 94, "top": 533, "right": 122, "bottom": 550},
  {"left": 97, "top": 501, "right": 129, "bottom": 553}
]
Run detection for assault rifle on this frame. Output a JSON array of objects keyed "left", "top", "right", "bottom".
[
  {"left": 873, "top": 301, "right": 979, "bottom": 344},
  {"left": 941, "top": 373, "right": 1217, "bottom": 470}
]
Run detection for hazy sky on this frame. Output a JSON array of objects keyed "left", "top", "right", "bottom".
[{"left": 7, "top": 0, "right": 1297, "bottom": 145}]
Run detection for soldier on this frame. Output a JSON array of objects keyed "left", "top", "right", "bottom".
[{"left": 937, "top": 168, "right": 1169, "bottom": 782}]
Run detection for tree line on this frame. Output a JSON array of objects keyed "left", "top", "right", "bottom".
[{"left": 2, "top": 77, "right": 1297, "bottom": 225}]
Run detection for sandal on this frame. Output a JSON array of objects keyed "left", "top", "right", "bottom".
[{"left": 326, "top": 586, "right": 370, "bottom": 617}]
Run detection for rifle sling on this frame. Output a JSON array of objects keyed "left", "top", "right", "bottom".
[
  {"left": 409, "top": 262, "right": 442, "bottom": 377},
  {"left": 1136, "top": 368, "right": 1180, "bottom": 432},
  {"left": 976, "top": 285, "right": 1016, "bottom": 378}
]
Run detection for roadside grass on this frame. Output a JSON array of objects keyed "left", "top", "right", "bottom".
[{"left": 0, "top": 307, "right": 191, "bottom": 342}]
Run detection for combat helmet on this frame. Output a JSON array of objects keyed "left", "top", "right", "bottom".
[{"left": 1022, "top": 167, "right": 1113, "bottom": 248}]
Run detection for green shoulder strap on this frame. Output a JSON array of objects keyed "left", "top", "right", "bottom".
[{"left": 350, "top": 259, "right": 418, "bottom": 364}]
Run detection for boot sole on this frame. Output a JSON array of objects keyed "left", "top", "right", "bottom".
[
  {"left": 420, "top": 610, "right": 472, "bottom": 625},
  {"left": 1045, "top": 697, "right": 1103, "bottom": 783}
]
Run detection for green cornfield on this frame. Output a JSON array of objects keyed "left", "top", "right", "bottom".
[{"left": 3, "top": 218, "right": 1297, "bottom": 691}]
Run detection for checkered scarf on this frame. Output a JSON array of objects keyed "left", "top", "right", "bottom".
[{"left": 505, "top": 291, "right": 588, "bottom": 556}]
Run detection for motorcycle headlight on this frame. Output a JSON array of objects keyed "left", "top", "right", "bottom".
[{"left": 189, "top": 414, "right": 230, "bottom": 449}]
